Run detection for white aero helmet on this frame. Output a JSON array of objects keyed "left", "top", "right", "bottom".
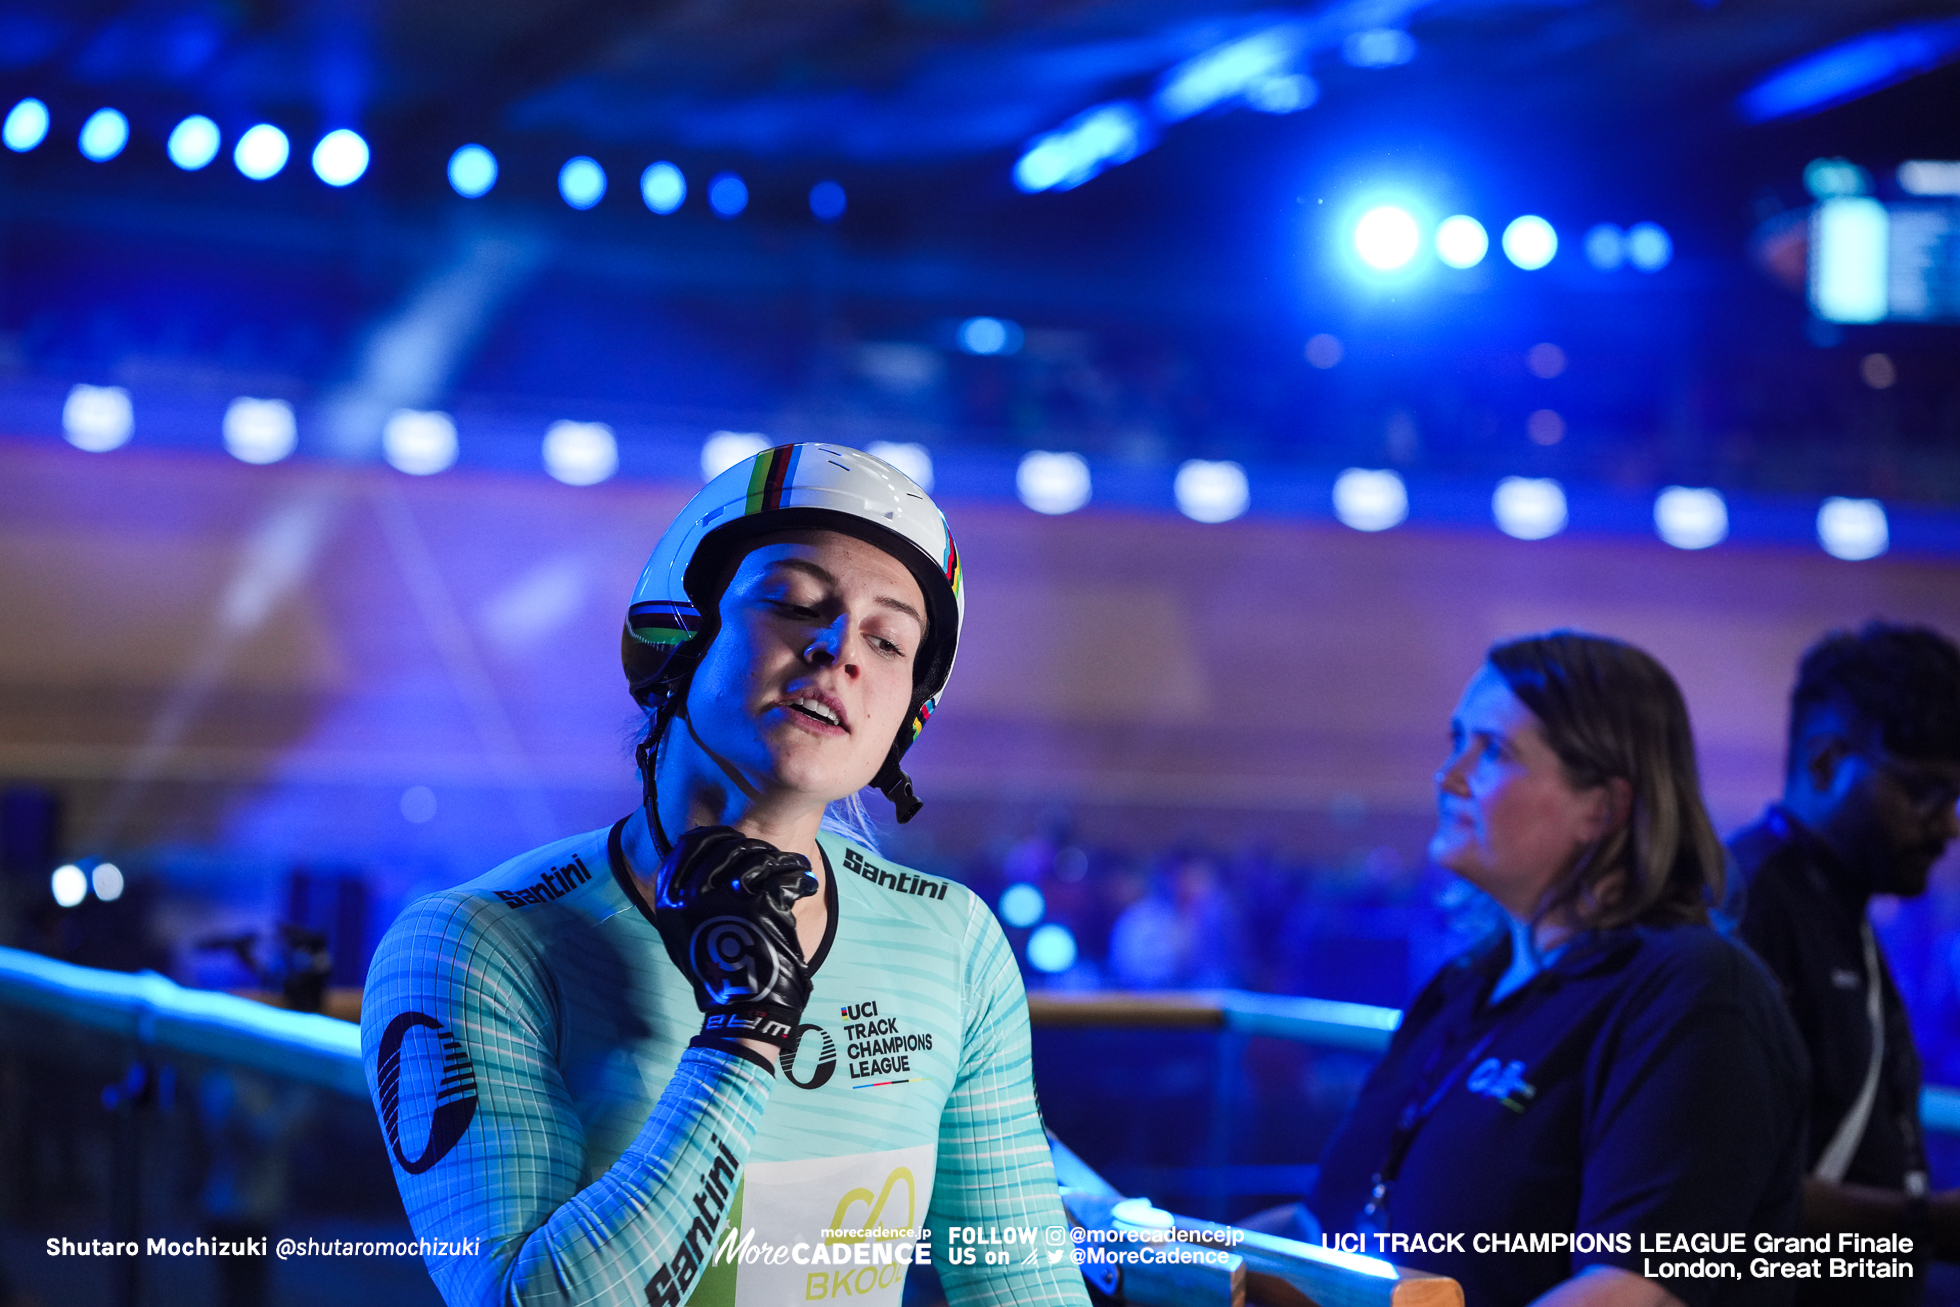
[{"left": 622, "top": 442, "right": 963, "bottom": 822}]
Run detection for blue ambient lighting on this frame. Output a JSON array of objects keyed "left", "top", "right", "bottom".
[
  {"left": 448, "top": 145, "right": 497, "bottom": 197},
  {"left": 1626, "top": 223, "right": 1672, "bottom": 271},
  {"left": 809, "top": 179, "right": 846, "bottom": 222},
  {"left": 3, "top": 98, "right": 48, "bottom": 152},
  {"left": 1738, "top": 18, "right": 1960, "bottom": 123},
  {"left": 1175, "top": 460, "right": 1250, "bottom": 523},
  {"left": 1017, "top": 451, "right": 1092, "bottom": 515},
  {"left": 1343, "top": 29, "right": 1416, "bottom": 68},
  {"left": 235, "top": 124, "right": 289, "bottom": 180},
  {"left": 311, "top": 129, "right": 369, "bottom": 186},
  {"left": 542, "top": 420, "right": 618, "bottom": 486},
  {"left": 1493, "top": 476, "right": 1567, "bottom": 540},
  {"left": 1156, "top": 28, "right": 1301, "bottom": 121},
  {"left": 167, "top": 115, "right": 220, "bottom": 170},
  {"left": 1584, "top": 224, "right": 1624, "bottom": 270},
  {"left": 1014, "top": 102, "right": 1148, "bottom": 193},
  {"left": 559, "top": 157, "right": 606, "bottom": 209},
  {"left": 957, "top": 317, "right": 1023, "bottom": 355},
  {"left": 708, "top": 172, "right": 748, "bottom": 217},
  {"left": 78, "top": 108, "right": 128, "bottom": 162},
  {"left": 1654, "top": 487, "right": 1727, "bottom": 550}
]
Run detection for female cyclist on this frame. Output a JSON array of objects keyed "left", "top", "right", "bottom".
[
  {"left": 1308, "top": 632, "right": 1808, "bottom": 1307},
  {"left": 361, "top": 444, "right": 1087, "bottom": 1307}
]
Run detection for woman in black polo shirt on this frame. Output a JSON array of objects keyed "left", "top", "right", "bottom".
[{"left": 1308, "top": 632, "right": 1808, "bottom": 1307}]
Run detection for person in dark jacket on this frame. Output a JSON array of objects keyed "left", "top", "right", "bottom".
[
  {"left": 1306, "top": 631, "right": 1808, "bottom": 1307},
  {"left": 1731, "top": 621, "right": 1960, "bottom": 1307}
]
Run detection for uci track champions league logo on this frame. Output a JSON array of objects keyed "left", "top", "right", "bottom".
[{"left": 690, "top": 916, "right": 777, "bottom": 1004}]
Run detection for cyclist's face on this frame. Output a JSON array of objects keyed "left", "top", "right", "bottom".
[{"left": 688, "top": 530, "right": 925, "bottom": 805}]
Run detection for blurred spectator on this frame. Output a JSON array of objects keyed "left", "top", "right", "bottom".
[{"left": 1108, "top": 855, "right": 1246, "bottom": 989}]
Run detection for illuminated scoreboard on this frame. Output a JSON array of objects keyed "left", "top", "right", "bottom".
[{"left": 1810, "top": 161, "right": 1960, "bottom": 324}]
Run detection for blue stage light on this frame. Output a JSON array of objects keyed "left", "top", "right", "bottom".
[
  {"left": 809, "top": 179, "right": 846, "bottom": 222},
  {"left": 312, "top": 129, "right": 369, "bottom": 186},
  {"left": 957, "top": 317, "right": 1023, "bottom": 355},
  {"left": 1738, "top": 18, "right": 1960, "bottom": 124},
  {"left": 1817, "top": 497, "right": 1888, "bottom": 560},
  {"left": 642, "top": 161, "right": 684, "bottom": 213},
  {"left": 1342, "top": 28, "right": 1416, "bottom": 67},
  {"left": 1502, "top": 215, "right": 1557, "bottom": 270},
  {"left": 1333, "top": 468, "right": 1408, "bottom": 531},
  {"left": 542, "top": 420, "right": 618, "bottom": 486},
  {"left": 1017, "top": 451, "right": 1092, "bottom": 514},
  {"left": 1175, "top": 460, "right": 1249, "bottom": 523},
  {"left": 1584, "top": 224, "right": 1624, "bottom": 270},
  {"left": 1354, "top": 206, "right": 1420, "bottom": 270},
  {"left": 559, "top": 157, "right": 605, "bottom": 209},
  {"left": 448, "top": 145, "right": 497, "bottom": 197},
  {"left": 1435, "top": 215, "right": 1488, "bottom": 268},
  {"left": 1493, "top": 476, "right": 1567, "bottom": 539},
  {"left": 383, "top": 410, "right": 458, "bottom": 475},
  {"left": 1626, "top": 222, "right": 1672, "bottom": 272},
  {"left": 3, "top": 98, "right": 47, "bottom": 152},
  {"left": 78, "top": 108, "right": 128, "bottom": 162},
  {"left": 235, "top": 124, "right": 289, "bottom": 180},
  {"left": 1027, "top": 923, "right": 1078, "bottom": 973},
  {"left": 999, "top": 883, "right": 1045, "bottom": 928},
  {"left": 62, "top": 384, "right": 133, "bottom": 452},
  {"left": 1156, "top": 28, "right": 1300, "bottom": 121},
  {"left": 1014, "top": 102, "right": 1148, "bottom": 193},
  {"left": 1654, "top": 487, "right": 1727, "bottom": 550},
  {"left": 223, "top": 398, "right": 297, "bottom": 465},
  {"left": 167, "top": 115, "right": 220, "bottom": 170},
  {"left": 1246, "top": 73, "right": 1316, "bottom": 113},
  {"left": 708, "top": 172, "right": 748, "bottom": 217}
]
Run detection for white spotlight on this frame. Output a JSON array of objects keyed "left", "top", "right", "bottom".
[
  {"left": 1435, "top": 215, "right": 1488, "bottom": 269},
  {"left": 1175, "top": 459, "right": 1249, "bottom": 523},
  {"left": 448, "top": 145, "right": 497, "bottom": 198},
  {"left": 235, "top": 124, "right": 289, "bottom": 179},
  {"left": 559, "top": 157, "right": 606, "bottom": 209},
  {"left": 1333, "top": 468, "right": 1408, "bottom": 531},
  {"left": 1817, "top": 497, "right": 1888, "bottom": 561},
  {"left": 3, "top": 97, "right": 48, "bottom": 152},
  {"left": 311, "top": 129, "right": 370, "bottom": 187},
  {"left": 78, "top": 108, "right": 127, "bottom": 162},
  {"left": 702, "top": 431, "right": 769, "bottom": 481},
  {"left": 223, "top": 398, "right": 298, "bottom": 465},
  {"left": 167, "top": 115, "right": 220, "bottom": 170},
  {"left": 1354, "top": 206, "right": 1419, "bottom": 270},
  {"left": 62, "top": 384, "right": 134, "bottom": 452},
  {"left": 1653, "top": 486, "right": 1727, "bottom": 550},
  {"left": 382, "top": 409, "right": 458, "bottom": 476},
  {"left": 866, "top": 440, "right": 934, "bottom": 491},
  {"left": 1492, "top": 476, "right": 1567, "bottom": 540},
  {"left": 1017, "top": 451, "right": 1092, "bottom": 515},
  {"left": 51, "top": 863, "right": 87, "bottom": 908},
  {"left": 92, "top": 862, "right": 124, "bottom": 902},
  {"left": 642, "top": 161, "right": 685, "bottom": 214},
  {"left": 542, "top": 420, "right": 618, "bottom": 486},
  {"left": 1502, "top": 215, "right": 1557, "bottom": 270}
]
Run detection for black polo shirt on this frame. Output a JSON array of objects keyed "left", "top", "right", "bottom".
[
  {"left": 1731, "top": 807, "right": 1927, "bottom": 1307},
  {"left": 1308, "top": 923, "right": 1807, "bottom": 1307}
]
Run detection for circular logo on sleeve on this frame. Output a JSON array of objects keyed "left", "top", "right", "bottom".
[
  {"left": 689, "top": 916, "right": 778, "bottom": 1003},
  {"left": 781, "top": 1023, "right": 837, "bottom": 1090}
]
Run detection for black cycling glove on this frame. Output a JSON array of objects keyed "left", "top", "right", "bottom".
[{"left": 651, "top": 824, "right": 817, "bottom": 1056}]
